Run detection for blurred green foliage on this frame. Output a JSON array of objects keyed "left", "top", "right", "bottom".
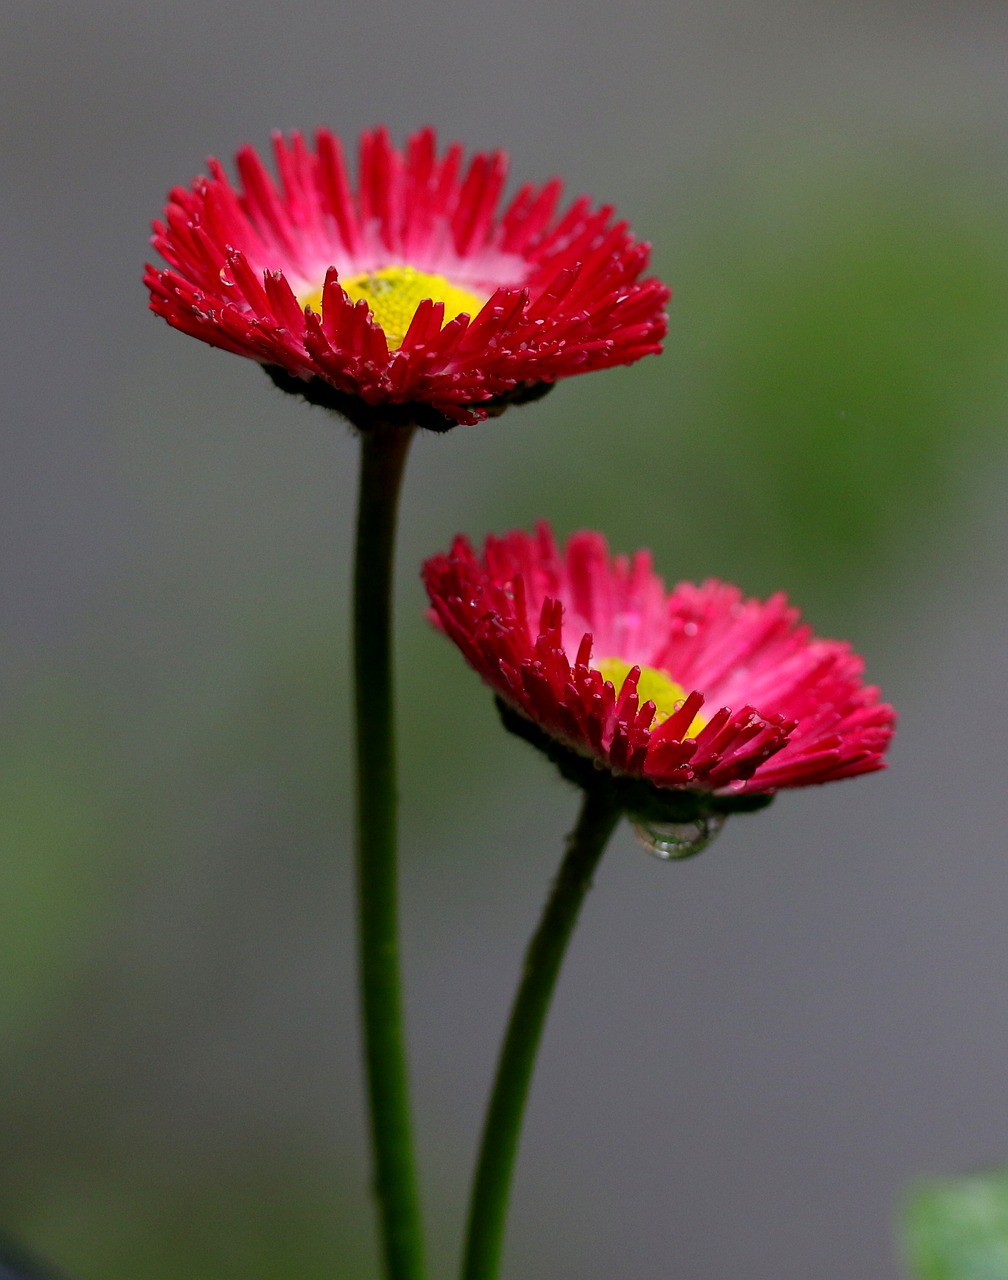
[
  {"left": 8, "top": 1165, "right": 365, "bottom": 1280},
  {"left": 533, "top": 144, "right": 1008, "bottom": 620},
  {"left": 0, "top": 683, "right": 125, "bottom": 1045},
  {"left": 903, "top": 1171, "right": 1008, "bottom": 1280}
]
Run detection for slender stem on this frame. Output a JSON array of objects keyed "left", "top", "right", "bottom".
[
  {"left": 353, "top": 422, "right": 425, "bottom": 1280},
  {"left": 461, "top": 784, "right": 623, "bottom": 1280}
]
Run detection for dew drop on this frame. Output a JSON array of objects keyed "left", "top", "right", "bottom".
[{"left": 630, "top": 813, "right": 725, "bottom": 861}]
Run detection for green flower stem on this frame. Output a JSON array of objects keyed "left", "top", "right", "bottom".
[
  {"left": 461, "top": 782, "right": 623, "bottom": 1280},
  {"left": 353, "top": 421, "right": 424, "bottom": 1280}
]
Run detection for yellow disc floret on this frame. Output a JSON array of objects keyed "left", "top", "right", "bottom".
[
  {"left": 305, "top": 266, "right": 486, "bottom": 349},
  {"left": 596, "top": 658, "right": 707, "bottom": 737}
]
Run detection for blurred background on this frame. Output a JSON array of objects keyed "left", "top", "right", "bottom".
[{"left": 2, "top": 2, "right": 1008, "bottom": 1277}]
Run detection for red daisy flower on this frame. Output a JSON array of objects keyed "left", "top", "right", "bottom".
[
  {"left": 146, "top": 127, "right": 670, "bottom": 429},
  {"left": 423, "top": 524, "right": 895, "bottom": 844}
]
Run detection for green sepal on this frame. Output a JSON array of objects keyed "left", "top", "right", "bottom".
[
  {"left": 263, "top": 364, "right": 553, "bottom": 433},
  {"left": 494, "top": 696, "right": 775, "bottom": 824}
]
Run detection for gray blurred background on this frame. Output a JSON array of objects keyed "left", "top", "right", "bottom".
[{"left": 3, "top": 2, "right": 1008, "bottom": 1277}]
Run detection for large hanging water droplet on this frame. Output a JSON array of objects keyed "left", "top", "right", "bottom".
[{"left": 630, "top": 813, "right": 726, "bottom": 860}]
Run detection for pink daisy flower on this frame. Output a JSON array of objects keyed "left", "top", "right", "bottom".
[
  {"left": 423, "top": 524, "right": 894, "bottom": 842},
  {"left": 146, "top": 127, "right": 669, "bottom": 429}
]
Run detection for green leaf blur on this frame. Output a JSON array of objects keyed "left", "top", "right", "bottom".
[
  {"left": 903, "top": 1172, "right": 1008, "bottom": 1280},
  {"left": 533, "top": 146, "right": 1008, "bottom": 618}
]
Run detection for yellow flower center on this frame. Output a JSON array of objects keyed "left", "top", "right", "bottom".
[
  {"left": 596, "top": 658, "right": 707, "bottom": 737},
  {"left": 305, "top": 266, "right": 486, "bottom": 349}
]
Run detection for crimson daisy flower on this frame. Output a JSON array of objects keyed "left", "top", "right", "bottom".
[
  {"left": 423, "top": 524, "right": 895, "bottom": 851},
  {"left": 146, "top": 127, "right": 669, "bottom": 430}
]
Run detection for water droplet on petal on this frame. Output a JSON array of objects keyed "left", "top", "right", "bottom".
[{"left": 630, "top": 813, "right": 725, "bottom": 861}]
